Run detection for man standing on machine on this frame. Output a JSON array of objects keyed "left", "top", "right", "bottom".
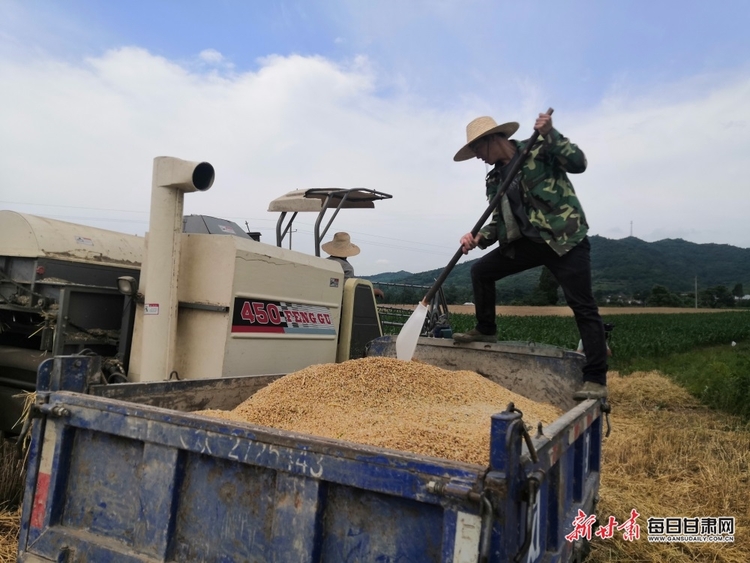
[{"left": 451, "top": 112, "right": 608, "bottom": 400}]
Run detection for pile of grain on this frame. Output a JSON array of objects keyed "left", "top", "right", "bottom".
[{"left": 199, "top": 356, "right": 561, "bottom": 465}]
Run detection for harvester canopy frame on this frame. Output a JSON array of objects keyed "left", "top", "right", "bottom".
[{"left": 268, "top": 188, "right": 392, "bottom": 256}]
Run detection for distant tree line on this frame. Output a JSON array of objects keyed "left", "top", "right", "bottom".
[
  {"left": 635, "top": 283, "right": 747, "bottom": 308},
  {"left": 591, "top": 283, "right": 748, "bottom": 308},
  {"left": 374, "top": 273, "right": 748, "bottom": 309}
]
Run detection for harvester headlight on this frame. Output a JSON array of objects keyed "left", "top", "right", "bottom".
[{"left": 117, "top": 276, "right": 139, "bottom": 296}]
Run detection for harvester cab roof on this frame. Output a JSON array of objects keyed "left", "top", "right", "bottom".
[
  {"left": 267, "top": 187, "right": 392, "bottom": 256},
  {"left": 268, "top": 187, "right": 453, "bottom": 339}
]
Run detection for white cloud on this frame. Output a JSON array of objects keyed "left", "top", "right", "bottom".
[
  {"left": 565, "top": 72, "right": 750, "bottom": 247},
  {"left": 0, "top": 46, "right": 485, "bottom": 275},
  {"left": 0, "top": 46, "right": 748, "bottom": 279},
  {"left": 198, "top": 49, "right": 224, "bottom": 64}
]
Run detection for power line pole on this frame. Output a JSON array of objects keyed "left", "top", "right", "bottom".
[{"left": 630, "top": 221, "right": 633, "bottom": 237}]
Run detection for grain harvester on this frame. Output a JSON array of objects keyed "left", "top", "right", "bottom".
[{"left": 0, "top": 158, "right": 387, "bottom": 435}]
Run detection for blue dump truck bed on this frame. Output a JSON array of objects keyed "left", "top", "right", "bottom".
[{"left": 18, "top": 349, "right": 604, "bottom": 563}]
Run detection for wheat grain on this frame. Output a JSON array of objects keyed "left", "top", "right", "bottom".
[{"left": 199, "top": 357, "right": 561, "bottom": 465}]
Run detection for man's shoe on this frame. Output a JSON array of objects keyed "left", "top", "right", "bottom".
[
  {"left": 453, "top": 329, "right": 496, "bottom": 344},
  {"left": 572, "top": 381, "right": 608, "bottom": 400}
]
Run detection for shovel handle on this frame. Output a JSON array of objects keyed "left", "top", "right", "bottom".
[{"left": 422, "top": 108, "right": 554, "bottom": 305}]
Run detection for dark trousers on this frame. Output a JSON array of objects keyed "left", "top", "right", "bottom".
[{"left": 471, "top": 237, "right": 607, "bottom": 385}]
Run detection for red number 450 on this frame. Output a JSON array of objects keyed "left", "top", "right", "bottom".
[{"left": 240, "top": 301, "right": 282, "bottom": 325}]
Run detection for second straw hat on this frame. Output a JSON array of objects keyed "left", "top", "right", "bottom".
[{"left": 322, "top": 232, "right": 361, "bottom": 257}]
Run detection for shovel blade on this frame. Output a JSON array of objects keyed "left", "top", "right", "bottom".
[{"left": 396, "top": 302, "right": 429, "bottom": 361}]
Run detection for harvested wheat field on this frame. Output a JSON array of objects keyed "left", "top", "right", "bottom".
[
  {"left": 200, "top": 356, "right": 561, "bottom": 465},
  {"left": 588, "top": 371, "right": 749, "bottom": 562},
  {"left": 0, "top": 509, "right": 19, "bottom": 563}
]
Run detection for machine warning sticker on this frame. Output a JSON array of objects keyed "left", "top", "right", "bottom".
[
  {"left": 144, "top": 303, "right": 160, "bottom": 315},
  {"left": 75, "top": 236, "right": 94, "bottom": 246},
  {"left": 329, "top": 278, "right": 340, "bottom": 288},
  {"left": 219, "top": 224, "right": 236, "bottom": 234},
  {"left": 231, "top": 298, "right": 336, "bottom": 335}
]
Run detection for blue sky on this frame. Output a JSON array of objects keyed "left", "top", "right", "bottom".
[{"left": 2, "top": 1, "right": 749, "bottom": 275}]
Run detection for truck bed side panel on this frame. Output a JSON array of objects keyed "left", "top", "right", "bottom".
[
  {"left": 21, "top": 389, "right": 483, "bottom": 563},
  {"left": 19, "top": 356, "right": 603, "bottom": 563}
]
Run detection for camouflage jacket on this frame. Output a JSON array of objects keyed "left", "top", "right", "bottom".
[{"left": 478, "top": 128, "right": 588, "bottom": 256}]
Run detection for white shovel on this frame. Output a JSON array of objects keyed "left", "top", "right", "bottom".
[{"left": 396, "top": 108, "right": 554, "bottom": 361}]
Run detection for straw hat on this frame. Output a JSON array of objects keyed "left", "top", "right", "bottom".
[
  {"left": 454, "top": 116, "right": 519, "bottom": 162},
  {"left": 322, "top": 232, "right": 360, "bottom": 257}
]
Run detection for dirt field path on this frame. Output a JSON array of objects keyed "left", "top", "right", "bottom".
[{"left": 389, "top": 305, "right": 739, "bottom": 316}]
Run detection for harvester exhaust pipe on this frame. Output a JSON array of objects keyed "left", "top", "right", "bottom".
[{"left": 140, "top": 156, "right": 214, "bottom": 381}]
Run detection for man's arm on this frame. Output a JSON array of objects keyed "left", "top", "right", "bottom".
[{"left": 535, "top": 113, "right": 587, "bottom": 174}]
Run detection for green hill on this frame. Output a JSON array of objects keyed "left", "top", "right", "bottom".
[
  {"left": 590, "top": 236, "right": 750, "bottom": 295},
  {"left": 365, "top": 236, "right": 750, "bottom": 305}
]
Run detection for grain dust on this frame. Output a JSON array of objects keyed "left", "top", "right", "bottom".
[{"left": 198, "top": 357, "right": 561, "bottom": 465}]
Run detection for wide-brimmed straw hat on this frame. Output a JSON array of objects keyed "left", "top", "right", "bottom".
[
  {"left": 453, "top": 116, "right": 519, "bottom": 162},
  {"left": 322, "top": 232, "right": 360, "bottom": 257}
]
